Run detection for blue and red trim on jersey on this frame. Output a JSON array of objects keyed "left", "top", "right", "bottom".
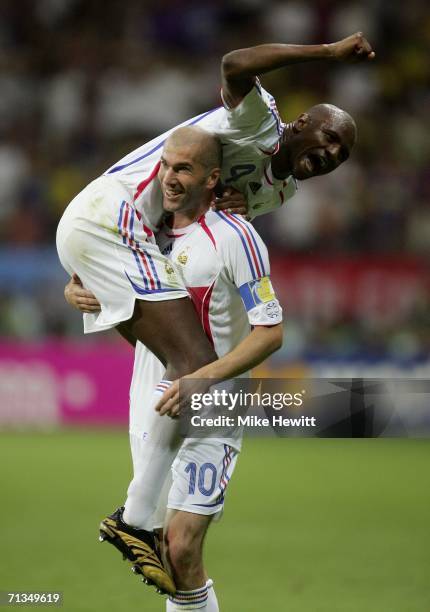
[
  {"left": 215, "top": 211, "right": 266, "bottom": 280},
  {"left": 106, "top": 107, "right": 221, "bottom": 174},
  {"left": 118, "top": 200, "right": 183, "bottom": 295}
]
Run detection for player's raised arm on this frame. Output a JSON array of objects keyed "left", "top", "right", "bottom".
[{"left": 221, "top": 31, "right": 375, "bottom": 107}]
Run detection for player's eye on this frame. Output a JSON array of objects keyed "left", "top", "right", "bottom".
[{"left": 324, "top": 131, "right": 336, "bottom": 143}]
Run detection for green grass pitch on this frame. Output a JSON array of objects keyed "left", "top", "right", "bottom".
[{"left": 1, "top": 431, "right": 429, "bottom": 611}]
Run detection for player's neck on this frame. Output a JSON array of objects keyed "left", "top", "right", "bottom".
[
  {"left": 271, "top": 122, "right": 294, "bottom": 179},
  {"left": 171, "top": 202, "right": 210, "bottom": 229}
]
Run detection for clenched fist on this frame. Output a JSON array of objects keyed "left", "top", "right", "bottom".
[{"left": 327, "top": 32, "right": 375, "bottom": 63}]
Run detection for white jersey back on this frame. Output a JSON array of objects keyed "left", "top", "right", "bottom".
[{"left": 104, "top": 82, "right": 297, "bottom": 229}]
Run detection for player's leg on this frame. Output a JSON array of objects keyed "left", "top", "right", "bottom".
[
  {"left": 162, "top": 439, "right": 239, "bottom": 610},
  {"left": 167, "top": 512, "right": 210, "bottom": 588},
  {"left": 164, "top": 512, "right": 220, "bottom": 611},
  {"left": 56, "top": 175, "right": 218, "bottom": 375},
  {"left": 100, "top": 346, "right": 180, "bottom": 595},
  {"left": 119, "top": 296, "right": 217, "bottom": 380}
]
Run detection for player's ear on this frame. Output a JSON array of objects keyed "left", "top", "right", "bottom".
[
  {"left": 292, "top": 113, "right": 310, "bottom": 133},
  {"left": 206, "top": 168, "right": 221, "bottom": 190}
]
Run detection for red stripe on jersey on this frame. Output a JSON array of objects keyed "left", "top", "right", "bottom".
[
  {"left": 258, "top": 142, "right": 280, "bottom": 156},
  {"left": 225, "top": 213, "right": 262, "bottom": 277},
  {"left": 133, "top": 161, "right": 161, "bottom": 202},
  {"left": 201, "top": 283, "right": 215, "bottom": 346},
  {"left": 263, "top": 167, "right": 273, "bottom": 186},
  {"left": 188, "top": 284, "right": 215, "bottom": 347},
  {"left": 143, "top": 224, "right": 154, "bottom": 237},
  {"left": 198, "top": 214, "right": 217, "bottom": 250},
  {"left": 137, "top": 249, "right": 155, "bottom": 290}
]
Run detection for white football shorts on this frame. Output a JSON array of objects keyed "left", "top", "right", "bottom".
[
  {"left": 129, "top": 432, "right": 240, "bottom": 526},
  {"left": 56, "top": 175, "right": 188, "bottom": 333},
  {"left": 168, "top": 437, "right": 239, "bottom": 518}
]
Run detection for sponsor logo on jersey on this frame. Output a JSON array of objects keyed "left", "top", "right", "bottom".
[
  {"left": 249, "top": 181, "right": 262, "bottom": 194},
  {"left": 162, "top": 243, "right": 173, "bottom": 256}
]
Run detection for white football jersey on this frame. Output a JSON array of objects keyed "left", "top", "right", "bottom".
[
  {"left": 130, "top": 210, "right": 283, "bottom": 448},
  {"left": 104, "top": 81, "right": 297, "bottom": 229},
  {"left": 158, "top": 210, "right": 283, "bottom": 356}
]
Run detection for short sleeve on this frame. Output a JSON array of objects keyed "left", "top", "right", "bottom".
[
  {"left": 221, "top": 80, "right": 278, "bottom": 134},
  {"left": 219, "top": 213, "right": 283, "bottom": 326}
]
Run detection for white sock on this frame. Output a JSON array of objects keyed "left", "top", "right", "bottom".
[
  {"left": 123, "top": 380, "right": 179, "bottom": 530},
  {"left": 166, "top": 584, "right": 208, "bottom": 610},
  {"left": 166, "top": 580, "right": 219, "bottom": 611},
  {"left": 206, "top": 579, "right": 219, "bottom": 612}
]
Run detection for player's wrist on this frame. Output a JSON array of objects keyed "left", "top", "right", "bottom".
[{"left": 323, "top": 42, "right": 337, "bottom": 60}]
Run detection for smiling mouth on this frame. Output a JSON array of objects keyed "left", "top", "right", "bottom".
[
  {"left": 164, "top": 188, "right": 183, "bottom": 199},
  {"left": 305, "top": 153, "right": 329, "bottom": 174}
]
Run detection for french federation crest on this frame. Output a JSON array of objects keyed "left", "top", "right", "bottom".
[
  {"left": 177, "top": 249, "right": 189, "bottom": 265},
  {"left": 164, "top": 261, "right": 177, "bottom": 278}
]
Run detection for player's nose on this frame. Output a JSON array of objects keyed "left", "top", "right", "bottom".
[
  {"left": 327, "top": 142, "right": 341, "bottom": 159},
  {"left": 163, "top": 167, "right": 178, "bottom": 185}
]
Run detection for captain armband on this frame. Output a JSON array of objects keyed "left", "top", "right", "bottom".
[{"left": 239, "top": 277, "right": 283, "bottom": 325}]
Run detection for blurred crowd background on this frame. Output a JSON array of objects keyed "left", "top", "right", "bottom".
[{"left": 0, "top": 0, "right": 429, "bottom": 366}]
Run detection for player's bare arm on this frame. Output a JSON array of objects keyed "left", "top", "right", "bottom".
[
  {"left": 221, "top": 32, "right": 375, "bottom": 107},
  {"left": 156, "top": 324, "right": 283, "bottom": 417}
]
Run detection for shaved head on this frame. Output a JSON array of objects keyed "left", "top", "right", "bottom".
[
  {"left": 165, "top": 126, "right": 222, "bottom": 171},
  {"left": 274, "top": 102, "right": 358, "bottom": 180},
  {"left": 307, "top": 103, "right": 357, "bottom": 148}
]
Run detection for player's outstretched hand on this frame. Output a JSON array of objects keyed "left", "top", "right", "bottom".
[
  {"left": 328, "top": 32, "right": 375, "bottom": 63},
  {"left": 64, "top": 273, "right": 101, "bottom": 313},
  {"left": 211, "top": 187, "right": 248, "bottom": 217}
]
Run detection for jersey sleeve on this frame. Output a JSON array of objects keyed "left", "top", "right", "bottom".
[
  {"left": 247, "top": 169, "right": 297, "bottom": 220},
  {"left": 220, "top": 214, "right": 283, "bottom": 326},
  {"left": 220, "top": 79, "right": 281, "bottom": 138}
]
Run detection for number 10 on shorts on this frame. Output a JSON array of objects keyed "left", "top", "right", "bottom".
[{"left": 185, "top": 462, "right": 217, "bottom": 497}]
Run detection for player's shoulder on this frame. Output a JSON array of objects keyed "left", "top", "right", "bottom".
[
  {"left": 225, "top": 80, "right": 276, "bottom": 117},
  {"left": 203, "top": 210, "right": 266, "bottom": 252}
]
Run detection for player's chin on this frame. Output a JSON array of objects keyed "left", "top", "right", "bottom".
[{"left": 162, "top": 194, "right": 185, "bottom": 212}]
